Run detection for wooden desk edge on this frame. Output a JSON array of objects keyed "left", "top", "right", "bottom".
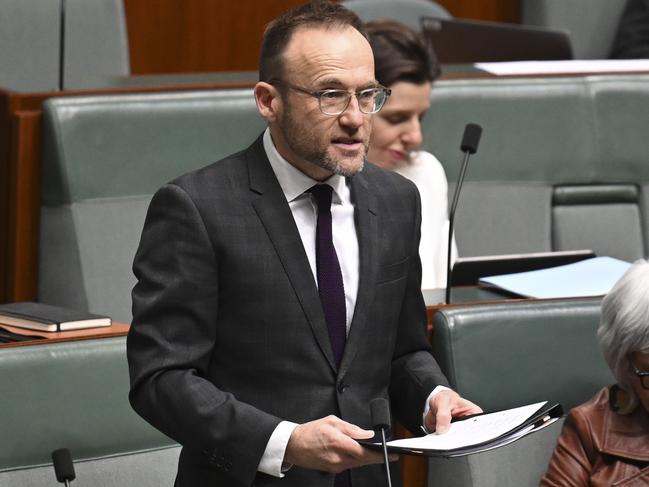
[{"left": 0, "top": 322, "right": 130, "bottom": 348}]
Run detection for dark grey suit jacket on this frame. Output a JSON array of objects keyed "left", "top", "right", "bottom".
[
  {"left": 127, "top": 135, "right": 448, "bottom": 487},
  {"left": 611, "top": 0, "right": 649, "bottom": 58}
]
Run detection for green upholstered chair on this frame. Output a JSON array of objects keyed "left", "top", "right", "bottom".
[
  {"left": 39, "top": 89, "right": 266, "bottom": 324},
  {"left": 427, "top": 298, "right": 613, "bottom": 487},
  {"left": 424, "top": 74, "right": 649, "bottom": 261},
  {"left": 63, "top": 0, "right": 130, "bottom": 89},
  {"left": 522, "top": 0, "right": 627, "bottom": 59},
  {"left": 0, "top": 0, "right": 130, "bottom": 92},
  {"left": 0, "top": 0, "right": 61, "bottom": 91},
  {"left": 342, "top": 0, "right": 451, "bottom": 31},
  {"left": 0, "top": 337, "right": 179, "bottom": 487}
]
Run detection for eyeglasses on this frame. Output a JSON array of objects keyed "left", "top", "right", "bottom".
[
  {"left": 632, "top": 363, "right": 649, "bottom": 390},
  {"left": 271, "top": 80, "right": 391, "bottom": 116}
]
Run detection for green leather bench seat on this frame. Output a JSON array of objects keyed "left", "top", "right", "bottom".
[
  {"left": 424, "top": 74, "right": 649, "bottom": 261},
  {"left": 0, "top": 338, "right": 179, "bottom": 486},
  {"left": 39, "top": 89, "right": 265, "bottom": 323},
  {"left": 427, "top": 298, "right": 613, "bottom": 487}
]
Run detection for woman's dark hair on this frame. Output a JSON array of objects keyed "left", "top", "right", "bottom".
[
  {"left": 366, "top": 19, "right": 441, "bottom": 87},
  {"left": 259, "top": 0, "right": 365, "bottom": 82}
]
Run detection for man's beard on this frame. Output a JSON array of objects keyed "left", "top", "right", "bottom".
[{"left": 279, "top": 105, "right": 366, "bottom": 178}]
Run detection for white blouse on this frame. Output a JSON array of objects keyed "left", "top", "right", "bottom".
[{"left": 395, "top": 150, "right": 458, "bottom": 289}]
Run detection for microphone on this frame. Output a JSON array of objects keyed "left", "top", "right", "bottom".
[
  {"left": 51, "top": 448, "right": 76, "bottom": 486},
  {"left": 445, "top": 123, "right": 482, "bottom": 304},
  {"left": 58, "top": 0, "right": 67, "bottom": 90},
  {"left": 370, "top": 398, "right": 393, "bottom": 487}
]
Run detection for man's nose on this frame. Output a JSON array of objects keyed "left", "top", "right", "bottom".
[{"left": 338, "top": 95, "right": 365, "bottom": 128}]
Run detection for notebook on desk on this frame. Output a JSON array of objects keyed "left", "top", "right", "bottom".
[
  {"left": 451, "top": 250, "right": 595, "bottom": 287},
  {"left": 420, "top": 16, "right": 573, "bottom": 64}
]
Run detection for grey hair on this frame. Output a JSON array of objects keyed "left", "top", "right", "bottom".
[{"left": 598, "top": 259, "right": 649, "bottom": 395}]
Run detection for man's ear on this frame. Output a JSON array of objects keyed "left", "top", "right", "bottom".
[{"left": 255, "top": 82, "right": 281, "bottom": 122}]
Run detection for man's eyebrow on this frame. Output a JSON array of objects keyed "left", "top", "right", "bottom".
[{"left": 315, "top": 78, "right": 380, "bottom": 90}]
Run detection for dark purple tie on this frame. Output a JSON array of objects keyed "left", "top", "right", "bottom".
[{"left": 309, "top": 184, "right": 347, "bottom": 368}]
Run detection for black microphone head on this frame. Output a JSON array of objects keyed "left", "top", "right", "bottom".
[
  {"left": 52, "top": 448, "right": 76, "bottom": 483},
  {"left": 370, "top": 398, "right": 391, "bottom": 431},
  {"left": 460, "top": 123, "right": 482, "bottom": 154}
]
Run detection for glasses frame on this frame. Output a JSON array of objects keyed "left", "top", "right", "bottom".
[
  {"left": 271, "top": 80, "right": 391, "bottom": 116},
  {"left": 632, "top": 363, "right": 649, "bottom": 390}
]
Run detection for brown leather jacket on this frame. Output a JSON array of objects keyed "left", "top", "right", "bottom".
[{"left": 540, "top": 387, "right": 649, "bottom": 486}]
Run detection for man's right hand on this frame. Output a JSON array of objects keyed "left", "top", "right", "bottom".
[{"left": 284, "top": 415, "right": 392, "bottom": 473}]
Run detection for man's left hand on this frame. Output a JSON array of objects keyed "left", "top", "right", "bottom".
[{"left": 424, "top": 389, "right": 482, "bottom": 434}]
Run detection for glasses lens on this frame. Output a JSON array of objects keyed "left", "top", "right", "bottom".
[
  {"left": 363, "top": 88, "right": 388, "bottom": 114},
  {"left": 642, "top": 375, "right": 649, "bottom": 390},
  {"left": 318, "top": 88, "right": 389, "bottom": 115},
  {"left": 319, "top": 90, "right": 350, "bottom": 115}
]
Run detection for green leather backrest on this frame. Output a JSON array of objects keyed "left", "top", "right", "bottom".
[
  {"left": 0, "top": 337, "right": 175, "bottom": 471},
  {"left": 342, "top": 0, "right": 451, "bottom": 30},
  {"left": 41, "top": 89, "right": 264, "bottom": 204},
  {"left": 427, "top": 74, "right": 649, "bottom": 184},
  {"left": 0, "top": 0, "right": 61, "bottom": 92},
  {"left": 522, "top": 0, "right": 626, "bottom": 59},
  {"left": 63, "top": 0, "right": 130, "bottom": 89},
  {"left": 431, "top": 298, "right": 614, "bottom": 413},
  {"left": 425, "top": 74, "right": 649, "bottom": 258},
  {"left": 38, "top": 89, "right": 266, "bottom": 323}
]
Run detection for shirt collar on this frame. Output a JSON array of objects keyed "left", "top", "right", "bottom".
[{"left": 262, "top": 128, "right": 349, "bottom": 204}]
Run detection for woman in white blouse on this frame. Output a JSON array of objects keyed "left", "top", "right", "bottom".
[{"left": 366, "top": 20, "right": 457, "bottom": 289}]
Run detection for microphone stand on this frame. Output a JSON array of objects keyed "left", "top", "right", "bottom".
[
  {"left": 445, "top": 123, "right": 482, "bottom": 304},
  {"left": 445, "top": 149, "right": 471, "bottom": 304},
  {"left": 379, "top": 426, "right": 392, "bottom": 487},
  {"left": 58, "top": 0, "right": 67, "bottom": 91},
  {"left": 370, "top": 398, "right": 393, "bottom": 487}
]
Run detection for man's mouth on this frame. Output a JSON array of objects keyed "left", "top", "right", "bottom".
[{"left": 332, "top": 137, "right": 363, "bottom": 151}]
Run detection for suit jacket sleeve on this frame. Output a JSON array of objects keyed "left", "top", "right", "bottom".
[
  {"left": 384, "top": 175, "right": 450, "bottom": 434},
  {"left": 127, "top": 183, "right": 281, "bottom": 486}
]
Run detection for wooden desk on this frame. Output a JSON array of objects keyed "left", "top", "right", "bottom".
[{"left": 0, "top": 321, "right": 130, "bottom": 348}]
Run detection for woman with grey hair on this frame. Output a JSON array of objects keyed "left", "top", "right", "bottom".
[{"left": 540, "top": 259, "right": 649, "bottom": 486}]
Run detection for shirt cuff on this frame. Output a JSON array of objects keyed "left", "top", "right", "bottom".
[
  {"left": 421, "top": 385, "right": 452, "bottom": 434},
  {"left": 257, "top": 421, "right": 298, "bottom": 477}
]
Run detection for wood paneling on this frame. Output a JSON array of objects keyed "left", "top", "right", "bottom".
[
  {"left": 6, "top": 110, "right": 42, "bottom": 301},
  {"left": 437, "top": 0, "right": 521, "bottom": 23},
  {"left": 123, "top": 0, "right": 306, "bottom": 74},
  {"left": 123, "top": 1, "right": 521, "bottom": 75}
]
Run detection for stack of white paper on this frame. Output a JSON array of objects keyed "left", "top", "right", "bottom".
[{"left": 479, "top": 256, "right": 632, "bottom": 299}]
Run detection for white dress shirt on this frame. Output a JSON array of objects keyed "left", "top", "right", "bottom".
[
  {"left": 257, "top": 130, "right": 446, "bottom": 476},
  {"left": 257, "top": 129, "right": 358, "bottom": 476},
  {"left": 395, "top": 150, "right": 458, "bottom": 289}
]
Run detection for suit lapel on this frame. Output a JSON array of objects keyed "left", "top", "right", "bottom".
[
  {"left": 246, "top": 137, "right": 338, "bottom": 372},
  {"left": 339, "top": 171, "right": 379, "bottom": 376}
]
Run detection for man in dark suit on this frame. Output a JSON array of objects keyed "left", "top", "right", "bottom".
[{"left": 127, "top": 2, "right": 480, "bottom": 486}]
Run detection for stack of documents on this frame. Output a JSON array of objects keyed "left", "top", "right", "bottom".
[
  {"left": 478, "top": 256, "right": 631, "bottom": 299},
  {"left": 360, "top": 401, "right": 562, "bottom": 457}
]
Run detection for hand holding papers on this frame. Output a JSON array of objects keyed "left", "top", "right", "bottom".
[{"left": 360, "top": 402, "right": 562, "bottom": 458}]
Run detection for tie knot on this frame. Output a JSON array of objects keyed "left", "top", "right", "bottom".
[{"left": 309, "top": 184, "right": 333, "bottom": 212}]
